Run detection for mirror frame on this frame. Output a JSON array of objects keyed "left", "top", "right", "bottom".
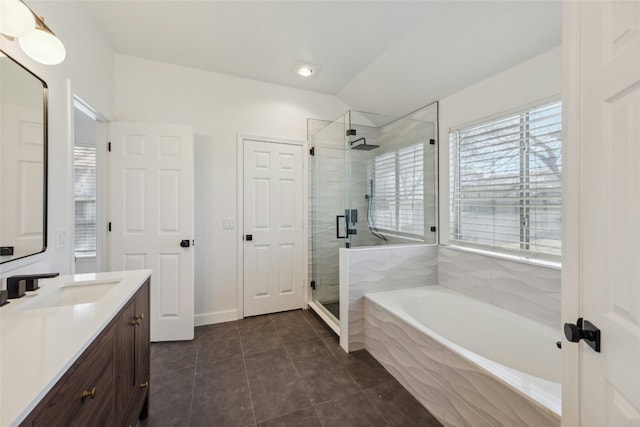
[{"left": 0, "top": 49, "right": 48, "bottom": 264}]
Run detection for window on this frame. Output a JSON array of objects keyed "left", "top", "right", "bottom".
[
  {"left": 449, "top": 100, "right": 562, "bottom": 259},
  {"left": 369, "top": 142, "right": 424, "bottom": 238},
  {"left": 74, "top": 145, "right": 96, "bottom": 257}
]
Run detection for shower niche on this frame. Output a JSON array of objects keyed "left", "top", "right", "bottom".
[{"left": 308, "top": 107, "right": 438, "bottom": 332}]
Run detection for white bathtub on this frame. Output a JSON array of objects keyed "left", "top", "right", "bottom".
[{"left": 364, "top": 285, "right": 561, "bottom": 427}]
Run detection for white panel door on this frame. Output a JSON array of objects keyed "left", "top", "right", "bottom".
[
  {"left": 243, "top": 139, "right": 304, "bottom": 316},
  {"left": 567, "top": 1, "right": 640, "bottom": 424},
  {"left": 0, "top": 105, "right": 43, "bottom": 258},
  {"left": 109, "top": 122, "right": 194, "bottom": 341}
]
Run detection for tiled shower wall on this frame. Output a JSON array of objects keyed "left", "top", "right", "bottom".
[
  {"left": 437, "top": 246, "right": 561, "bottom": 329},
  {"left": 340, "top": 244, "right": 439, "bottom": 352}
]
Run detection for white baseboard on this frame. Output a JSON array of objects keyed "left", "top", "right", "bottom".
[{"left": 194, "top": 309, "right": 239, "bottom": 327}]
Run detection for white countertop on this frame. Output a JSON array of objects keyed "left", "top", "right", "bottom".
[{"left": 0, "top": 269, "right": 152, "bottom": 427}]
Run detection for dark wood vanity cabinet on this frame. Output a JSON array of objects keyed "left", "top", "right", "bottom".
[
  {"left": 30, "top": 327, "right": 116, "bottom": 427},
  {"left": 20, "top": 279, "right": 150, "bottom": 427}
]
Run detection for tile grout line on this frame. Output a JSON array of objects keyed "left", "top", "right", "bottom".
[
  {"left": 306, "top": 313, "right": 401, "bottom": 426},
  {"left": 186, "top": 334, "right": 201, "bottom": 427},
  {"left": 289, "top": 309, "right": 350, "bottom": 427},
  {"left": 238, "top": 314, "right": 286, "bottom": 426},
  {"left": 276, "top": 312, "right": 316, "bottom": 420},
  {"left": 239, "top": 321, "right": 259, "bottom": 427}
]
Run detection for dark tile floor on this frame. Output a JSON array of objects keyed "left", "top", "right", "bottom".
[{"left": 140, "top": 309, "right": 442, "bottom": 427}]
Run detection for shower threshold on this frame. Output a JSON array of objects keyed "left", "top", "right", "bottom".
[
  {"left": 323, "top": 302, "right": 339, "bottom": 319},
  {"left": 308, "top": 300, "right": 340, "bottom": 335}
]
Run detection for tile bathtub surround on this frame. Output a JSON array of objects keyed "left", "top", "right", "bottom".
[
  {"left": 341, "top": 244, "right": 438, "bottom": 352},
  {"left": 364, "top": 297, "right": 560, "bottom": 427},
  {"left": 437, "top": 246, "right": 561, "bottom": 329},
  {"left": 142, "top": 309, "right": 442, "bottom": 427}
]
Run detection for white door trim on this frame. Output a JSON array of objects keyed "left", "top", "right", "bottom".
[
  {"left": 561, "top": 1, "right": 581, "bottom": 425},
  {"left": 71, "top": 94, "right": 109, "bottom": 273},
  {"left": 236, "top": 133, "right": 308, "bottom": 319}
]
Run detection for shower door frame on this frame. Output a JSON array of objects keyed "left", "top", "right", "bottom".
[
  {"left": 308, "top": 114, "right": 351, "bottom": 334},
  {"left": 309, "top": 145, "right": 349, "bottom": 335}
]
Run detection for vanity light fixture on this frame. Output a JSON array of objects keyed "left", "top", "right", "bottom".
[
  {"left": 293, "top": 62, "right": 318, "bottom": 78},
  {"left": 0, "top": 0, "right": 66, "bottom": 65},
  {"left": 0, "top": 0, "right": 34, "bottom": 37},
  {"left": 18, "top": 17, "right": 66, "bottom": 65}
]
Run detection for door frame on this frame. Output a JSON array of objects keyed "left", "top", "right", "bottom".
[
  {"left": 236, "top": 133, "right": 308, "bottom": 319},
  {"left": 70, "top": 93, "right": 109, "bottom": 274},
  {"left": 561, "top": 1, "right": 581, "bottom": 425}
]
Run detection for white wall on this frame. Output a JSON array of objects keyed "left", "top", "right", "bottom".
[
  {"left": 114, "top": 54, "right": 349, "bottom": 324},
  {"left": 0, "top": 3, "right": 114, "bottom": 282},
  {"left": 438, "top": 46, "right": 562, "bottom": 243}
]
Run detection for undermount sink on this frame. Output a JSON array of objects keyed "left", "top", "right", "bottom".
[{"left": 13, "top": 280, "right": 120, "bottom": 311}]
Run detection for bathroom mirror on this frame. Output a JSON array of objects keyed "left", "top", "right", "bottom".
[{"left": 0, "top": 50, "right": 48, "bottom": 263}]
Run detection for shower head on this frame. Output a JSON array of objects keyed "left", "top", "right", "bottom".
[{"left": 350, "top": 137, "right": 379, "bottom": 151}]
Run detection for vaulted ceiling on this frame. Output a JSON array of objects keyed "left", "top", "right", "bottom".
[{"left": 80, "top": 0, "right": 562, "bottom": 116}]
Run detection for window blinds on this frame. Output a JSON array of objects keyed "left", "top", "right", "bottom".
[
  {"left": 74, "top": 146, "right": 97, "bottom": 257},
  {"left": 371, "top": 143, "right": 424, "bottom": 237},
  {"left": 449, "top": 101, "right": 562, "bottom": 258}
]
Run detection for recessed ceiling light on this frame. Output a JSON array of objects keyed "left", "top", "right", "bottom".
[
  {"left": 298, "top": 66, "right": 313, "bottom": 77},
  {"left": 293, "top": 62, "right": 319, "bottom": 78}
]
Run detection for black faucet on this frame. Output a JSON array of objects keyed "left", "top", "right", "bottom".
[{"left": 6, "top": 273, "right": 60, "bottom": 299}]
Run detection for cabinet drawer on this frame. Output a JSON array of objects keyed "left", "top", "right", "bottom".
[{"left": 31, "top": 327, "right": 115, "bottom": 427}]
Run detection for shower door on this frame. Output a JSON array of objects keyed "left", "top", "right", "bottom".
[{"left": 310, "top": 115, "right": 350, "bottom": 324}]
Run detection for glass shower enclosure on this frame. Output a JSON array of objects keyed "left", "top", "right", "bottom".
[{"left": 308, "top": 108, "right": 438, "bottom": 332}]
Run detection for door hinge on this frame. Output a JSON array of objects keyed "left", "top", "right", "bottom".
[
  {"left": 108, "top": 222, "right": 112, "bottom": 232},
  {"left": 108, "top": 142, "right": 111, "bottom": 152},
  {"left": 310, "top": 280, "right": 316, "bottom": 290},
  {"left": 346, "top": 129, "right": 357, "bottom": 136},
  {"left": 430, "top": 226, "right": 436, "bottom": 232},
  {"left": 310, "top": 147, "right": 315, "bottom": 156},
  {"left": 429, "top": 139, "right": 435, "bottom": 145}
]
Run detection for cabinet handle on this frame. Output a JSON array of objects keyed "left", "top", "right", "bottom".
[
  {"left": 81, "top": 387, "right": 96, "bottom": 400},
  {"left": 135, "top": 313, "right": 144, "bottom": 320},
  {"left": 139, "top": 381, "right": 149, "bottom": 389},
  {"left": 130, "top": 319, "right": 140, "bottom": 326}
]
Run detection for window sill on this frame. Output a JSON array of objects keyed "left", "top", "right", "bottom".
[{"left": 442, "top": 244, "right": 562, "bottom": 271}]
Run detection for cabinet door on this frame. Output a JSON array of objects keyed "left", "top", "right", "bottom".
[
  {"left": 114, "top": 299, "right": 136, "bottom": 422},
  {"left": 130, "top": 280, "right": 151, "bottom": 423},
  {"left": 31, "top": 327, "right": 115, "bottom": 427},
  {"left": 118, "top": 280, "right": 151, "bottom": 426},
  {"left": 135, "top": 280, "right": 150, "bottom": 385}
]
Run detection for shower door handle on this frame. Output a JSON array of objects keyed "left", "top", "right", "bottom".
[{"left": 336, "top": 215, "right": 347, "bottom": 239}]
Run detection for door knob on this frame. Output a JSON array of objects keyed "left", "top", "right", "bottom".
[
  {"left": 180, "top": 239, "right": 190, "bottom": 248},
  {"left": 564, "top": 318, "right": 601, "bottom": 352},
  {"left": 245, "top": 234, "right": 253, "bottom": 241}
]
